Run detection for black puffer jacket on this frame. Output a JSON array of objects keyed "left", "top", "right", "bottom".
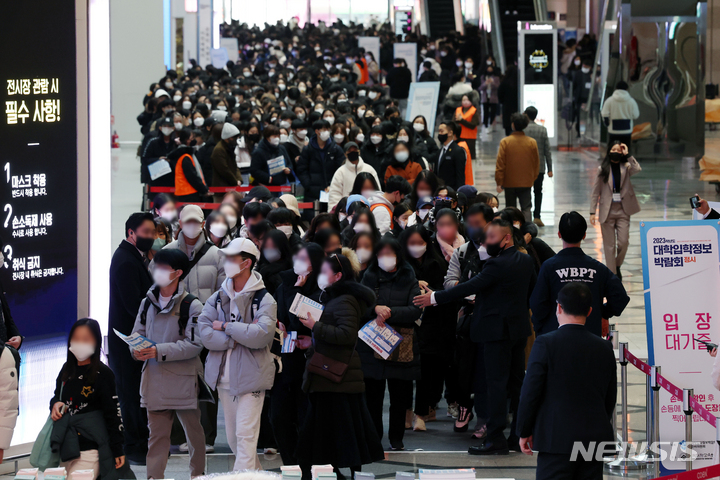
[
  {"left": 296, "top": 135, "right": 345, "bottom": 201},
  {"left": 250, "top": 138, "right": 292, "bottom": 186},
  {"left": 303, "top": 281, "right": 376, "bottom": 394},
  {"left": 360, "top": 140, "right": 392, "bottom": 183},
  {"left": 359, "top": 263, "right": 422, "bottom": 381}
]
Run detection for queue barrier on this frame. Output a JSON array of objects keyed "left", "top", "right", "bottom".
[
  {"left": 175, "top": 201, "right": 317, "bottom": 212},
  {"left": 609, "top": 331, "right": 720, "bottom": 478},
  {"left": 142, "top": 184, "right": 296, "bottom": 211}
]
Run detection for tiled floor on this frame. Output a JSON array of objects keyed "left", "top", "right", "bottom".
[{"left": 39, "top": 126, "right": 714, "bottom": 480}]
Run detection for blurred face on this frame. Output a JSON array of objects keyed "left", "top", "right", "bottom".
[
  {"left": 436, "top": 215, "right": 458, "bottom": 242},
  {"left": 320, "top": 261, "right": 342, "bottom": 285},
  {"left": 396, "top": 209, "right": 411, "bottom": 225},
  {"left": 488, "top": 197, "right": 499, "bottom": 209},
  {"left": 316, "top": 220, "right": 333, "bottom": 231},
  {"left": 485, "top": 224, "right": 510, "bottom": 247},
  {"left": 324, "top": 235, "right": 342, "bottom": 254},
  {"left": 71, "top": 325, "right": 96, "bottom": 348},
  {"left": 356, "top": 236, "right": 373, "bottom": 251},
  {"left": 407, "top": 232, "right": 426, "bottom": 248},
  {"left": 610, "top": 143, "right": 622, "bottom": 154},
  {"left": 296, "top": 248, "right": 312, "bottom": 271}
]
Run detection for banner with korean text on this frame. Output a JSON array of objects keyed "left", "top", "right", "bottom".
[{"left": 641, "top": 220, "right": 720, "bottom": 473}]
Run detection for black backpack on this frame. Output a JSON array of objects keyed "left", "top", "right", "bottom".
[{"left": 140, "top": 292, "right": 199, "bottom": 339}]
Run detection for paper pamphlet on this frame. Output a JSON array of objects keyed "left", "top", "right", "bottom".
[
  {"left": 267, "top": 155, "right": 286, "bottom": 176},
  {"left": 289, "top": 293, "right": 324, "bottom": 320},
  {"left": 282, "top": 331, "right": 298, "bottom": 353},
  {"left": 147, "top": 159, "right": 172, "bottom": 181},
  {"left": 358, "top": 320, "right": 403, "bottom": 360},
  {"left": 113, "top": 328, "right": 156, "bottom": 351}
]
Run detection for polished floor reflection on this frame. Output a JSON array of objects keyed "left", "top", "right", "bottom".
[{"left": 97, "top": 127, "right": 720, "bottom": 480}]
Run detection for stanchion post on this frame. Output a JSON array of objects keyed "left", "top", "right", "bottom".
[
  {"left": 610, "top": 329, "right": 619, "bottom": 439},
  {"left": 683, "top": 388, "right": 694, "bottom": 472},
  {"left": 314, "top": 200, "right": 320, "bottom": 217},
  {"left": 607, "top": 342, "right": 644, "bottom": 471},
  {"left": 651, "top": 365, "right": 661, "bottom": 479}
]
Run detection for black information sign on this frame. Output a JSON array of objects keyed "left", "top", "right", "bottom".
[
  {"left": 0, "top": 1, "right": 78, "bottom": 336},
  {"left": 524, "top": 32, "right": 555, "bottom": 85}
]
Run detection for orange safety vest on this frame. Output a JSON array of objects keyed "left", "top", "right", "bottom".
[
  {"left": 358, "top": 58, "right": 369, "bottom": 85},
  {"left": 458, "top": 141, "right": 474, "bottom": 186},
  {"left": 456, "top": 106, "right": 478, "bottom": 140},
  {"left": 175, "top": 153, "right": 204, "bottom": 196}
]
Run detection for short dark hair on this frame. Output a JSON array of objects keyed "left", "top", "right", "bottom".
[
  {"left": 616, "top": 81, "right": 629, "bottom": 90},
  {"left": 266, "top": 207, "right": 294, "bottom": 226},
  {"left": 489, "top": 218, "right": 512, "bottom": 236},
  {"left": 557, "top": 282, "right": 592, "bottom": 317},
  {"left": 558, "top": 211, "right": 587, "bottom": 244},
  {"left": 511, "top": 112, "right": 529, "bottom": 131},
  {"left": 239, "top": 251, "right": 258, "bottom": 270},
  {"left": 524, "top": 106, "right": 538, "bottom": 121},
  {"left": 312, "top": 119, "right": 330, "bottom": 131},
  {"left": 441, "top": 121, "right": 461, "bottom": 138},
  {"left": 385, "top": 175, "right": 412, "bottom": 196},
  {"left": 126, "top": 212, "right": 155, "bottom": 238},
  {"left": 153, "top": 248, "right": 191, "bottom": 279},
  {"left": 263, "top": 125, "right": 280, "bottom": 139},
  {"left": 242, "top": 201, "right": 272, "bottom": 220},
  {"left": 464, "top": 203, "right": 494, "bottom": 224}
]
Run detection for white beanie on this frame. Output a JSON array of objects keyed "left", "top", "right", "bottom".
[{"left": 221, "top": 123, "right": 240, "bottom": 140}]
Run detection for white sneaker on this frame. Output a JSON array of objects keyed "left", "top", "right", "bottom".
[
  {"left": 263, "top": 447, "right": 278, "bottom": 455},
  {"left": 447, "top": 402, "right": 460, "bottom": 418},
  {"left": 205, "top": 444, "right": 215, "bottom": 453},
  {"left": 178, "top": 442, "right": 189, "bottom": 453}
]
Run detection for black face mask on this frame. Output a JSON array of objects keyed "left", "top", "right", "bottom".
[
  {"left": 467, "top": 226, "right": 485, "bottom": 245},
  {"left": 485, "top": 239, "right": 505, "bottom": 257},
  {"left": 436, "top": 201, "right": 452, "bottom": 211},
  {"left": 437, "top": 133, "right": 448, "bottom": 144},
  {"left": 248, "top": 133, "right": 261, "bottom": 143},
  {"left": 609, "top": 151, "right": 626, "bottom": 163},
  {"left": 347, "top": 151, "right": 360, "bottom": 162},
  {"left": 134, "top": 234, "right": 155, "bottom": 253}
]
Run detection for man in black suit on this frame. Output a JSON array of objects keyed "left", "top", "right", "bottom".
[
  {"left": 434, "top": 121, "right": 466, "bottom": 190},
  {"left": 415, "top": 219, "right": 537, "bottom": 454},
  {"left": 517, "top": 282, "right": 616, "bottom": 480},
  {"left": 693, "top": 195, "right": 720, "bottom": 219},
  {"left": 108, "top": 212, "right": 155, "bottom": 464}
]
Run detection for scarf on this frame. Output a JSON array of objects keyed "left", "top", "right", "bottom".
[{"left": 437, "top": 233, "right": 465, "bottom": 262}]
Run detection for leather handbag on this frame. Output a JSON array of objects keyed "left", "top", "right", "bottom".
[{"left": 307, "top": 351, "right": 350, "bottom": 383}]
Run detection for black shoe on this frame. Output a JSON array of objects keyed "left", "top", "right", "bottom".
[
  {"left": 616, "top": 266, "right": 622, "bottom": 281},
  {"left": 127, "top": 453, "right": 147, "bottom": 466},
  {"left": 507, "top": 435, "right": 521, "bottom": 452},
  {"left": 390, "top": 441, "right": 405, "bottom": 451},
  {"left": 468, "top": 439, "right": 509, "bottom": 455}
]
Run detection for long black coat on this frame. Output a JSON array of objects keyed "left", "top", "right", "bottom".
[
  {"left": 296, "top": 135, "right": 345, "bottom": 201},
  {"left": 303, "top": 281, "right": 375, "bottom": 394},
  {"left": 359, "top": 263, "right": 422, "bottom": 381},
  {"left": 250, "top": 138, "right": 292, "bottom": 186},
  {"left": 407, "top": 254, "right": 453, "bottom": 356}
]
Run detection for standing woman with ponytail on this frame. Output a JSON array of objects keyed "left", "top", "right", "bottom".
[{"left": 590, "top": 142, "right": 641, "bottom": 281}]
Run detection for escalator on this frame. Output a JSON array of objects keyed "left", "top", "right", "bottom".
[
  {"left": 427, "top": 0, "right": 457, "bottom": 38},
  {"left": 497, "top": 0, "right": 537, "bottom": 66}
]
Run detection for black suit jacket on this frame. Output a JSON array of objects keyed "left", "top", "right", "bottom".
[
  {"left": 515, "top": 324, "right": 617, "bottom": 453},
  {"left": 108, "top": 241, "right": 152, "bottom": 356},
  {"left": 707, "top": 209, "right": 720, "bottom": 220},
  {"left": 435, "top": 246, "right": 536, "bottom": 342},
  {"left": 434, "top": 141, "right": 466, "bottom": 191},
  {"left": 0, "top": 281, "right": 21, "bottom": 345}
]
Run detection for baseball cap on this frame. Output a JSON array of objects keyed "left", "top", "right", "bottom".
[
  {"left": 244, "top": 186, "right": 273, "bottom": 203},
  {"left": 280, "top": 194, "right": 300, "bottom": 217},
  {"left": 154, "top": 88, "right": 170, "bottom": 98},
  {"left": 158, "top": 117, "right": 174, "bottom": 128},
  {"left": 346, "top": 194, "right": 370, "bottom": 211},
  {"left": 458, "top": 185, "right": 478, "bottom": 199},
  {"left": 179, "top": 205, "right": 204, "bottom": 223},
  {"left": 221, "top": 123, "right": 241, "bottom": 140},
  {"left": 221, "top": 237, "right": 260, "bottom": 259},
  {"left": 344, "top": 141, "right": 359, "bottom": 152},
  {"left": 416, "top": 196, "right": 434, "bottom": 210}
]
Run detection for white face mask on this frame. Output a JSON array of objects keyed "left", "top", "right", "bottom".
[
  {"left": 182, "top": 101, "right": 192, "bottom": 110},
  {"left": 465, "top": 62, "right": 473, "bottom": 69},
  {"left": 244, "top": 71, "right": 252, "bottom": 77},
  {"left": 161, "top": 127, "right": 174, "bottom": 136},
  {"left": 456, "top": 60, "right": 463, "bottom": 67},
  {"left": 317, "top": 273, "right": 331, "bottom": 291},
  {"left": 357, "top": 108, "right": 366, "bottom": 117},
  {"left": 378, "top": 255, "right": 397, "bottom": 272},
  {"left": 324, "top": 116, "right": 335, "bottom": 124},
  {"left": 370, "top": 135, "right": 382, "bottom": 145},
  {"left": 408, "top": 244, "right": 426, "bottom": 258},
  {"left": 333, "top": 134, "right": 345, "bottom": 143},
  {"left": 217, "top": 105, "right": 227, "bottom": 111},
  {"left": 319, "top": 130, "right": 331, "bottom": 142},
  {"left": 296, "top": 130, "right": 307, "bottom": 139},
  {"left": 278, "top": 225, "right": 293, "bottom": 238},
  {"left": 224, "top": 259, "right": 245, "bottom": 279},
  {"left": 263, "top": 248, "right": 281, "bottom": 262},
  {"left": 225, "top": 215, "right": 237, "bottom": 229},
  {"left": 355, "top": 248, "right": 372, "bottom": 264},
  {"left": 413, "top": 123, "right": 424, "bottom": 132},
  {"left": 368, "top": 92, "right": 378, "bottom": 99},
  {"left": 279, "top": 134, "right": 289, "bottom": 143},
  {"left": 182, "top": 223, "right": 203, "bottom": 239},
  {"left": 174, "top": 122, "right": 183, "bottom": 131},
  {"left": 69, "top": 342, "right": 95, "bottom": 362},
  {"left": 417, "top": 190, "right": 432, "bottom": 199},
  {"left": 492, "top": 207, "right": 499, "bottom": 213},
  {"left": 418, "top": 208, "right": 431, "bottom": 220},
  {"left": 153, "top": 268, "right": 178, "bottom": 288},
  {"left": 581, "top": 67, "right": 590, "bottom": 74},
  {"left": 293, "top": 259, "right": 310, "bottom": 276},
  {"left": 270, "top": 137, "right": 281, "bottom": 147},
  {"left": 210, "top": 223, "right": 228, "bottom": 238},
  {"left": 193, "top": 117, "right": 204, "bottom": 127},
  {"left": 173, "top": 95, "right": 182, "bottom": 102},
  {"left": 353, "top": 222, "right": 372, "bottom": 233},
  {"left": 165, "top": 81, "right": 174, "bottom": 89},
  {"left": 361, "top": 189, "right": 374, "bottom": 198},
  {"left": 397, "top": 218, "right": 407, "bottom": 229},
  {"left": 395, "top": 151, "right": 409, "bottom": 163},
  {"left": 338, "top": 213, "right": 347, "bottom": 222},
  {"left": 356, "top": 133, "right": 365, "bottom": 143},
  {"left": 280, "top": 120, "right": 291, "bottom": 129},
  {"left": 397, "top": 135, "right": 409, "bottom": 143},
  {"left": 279, "top": 84, "right": 287, "bottom": 91},
  {"left": 161, "top": 209, "right": 177, "bottom": 222}
]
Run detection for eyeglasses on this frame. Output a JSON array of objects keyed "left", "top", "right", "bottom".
[{"left": 435, "top": 196, "right": 451, "bottom": 202}]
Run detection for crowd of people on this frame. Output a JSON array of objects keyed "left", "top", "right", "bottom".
[{"left": 0, "top": 18, "right": 651, "bottom": 480}]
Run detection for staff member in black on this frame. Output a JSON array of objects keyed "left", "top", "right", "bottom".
[
  {"left": 108, "top": 212, "right": 155, "bottom": 465},
  {"left": 530, "top": 211, "right": 629, "bottom": 336},
  {"left": 414, "top": 219, "right": 536, "bottom": 454},
  {"left": 517, "top": 282, "right": 617, "bottom": 480},
  {"left": 434, "top": 121, "right": 466, "bottom": 190},
  {"left": 0, "top": 236, "right": 22, "bottom": 352}
]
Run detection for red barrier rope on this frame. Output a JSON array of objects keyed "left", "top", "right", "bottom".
[
  {"left": 625, "top": 348, "right": 717, "bottom": 428},
  {"left": 654, "top": 463, "right": 720, "bottom": 480},
  {"left": 176, "top": 201, "right": 315, "bottom": 210},
  {"left": 148, "top": 186, "right": 292, "bottom": 194}
]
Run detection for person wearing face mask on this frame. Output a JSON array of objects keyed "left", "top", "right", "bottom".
[
  {"left": 480, "top": 67, "right": 500, "bottom": 132},
  {"left": 432, "top": 208, "right": 466, "bottom": 262},
  {"left": 131, "top": 249, "right": 205, "bottom": 479},
  {"left": 590, "top": 142, "right": 641, "bottom": 280},
  {"left": 211, "top": 123, "right": 242, "bottom": 202},
  {"left": 454, "top": 95, "right": 480, "bottom": 159},
  {"left": 205, "top": 211, "right": 231, "bottom": 248},
  {"left": 386, "top": 58, "right": 412, "bottom": 116},
  {"left": 267, "top": 207, "right": 304, "bottom": 253},
  {"left": 296, "top": 119, "right": 346, "bottom": 218},
  {"left": 360, "top": 125, "right": 392, "bottom": 181},
  {"left": 411, "top": 116, "right": 440, "bottom": 160},
  {"left": 50, "top": 319, "right": 126, "bottom": 478},
  {"left": 284, "top": 120, "right": 309, "bottom": 169},
  {"left": 141, "top": 117, "right": 177, "bottom": 194},
  {"left": 349, "top": 231, "right": 376, "bottom": 281},
  {"left": 414, "top": 219, "right": 537, "bottom": 455},
  {"left": 364, "top": 175, "right": 412, "bottom": 235},
  {"left": 218, "top": 203, "right": 241, "bottom": 239},
  {"left": 270, "top": 243, "right": 325, "bottom": 465},
  {"left": 170, "top": 128, "right": 209, "bottom": 203},
  {"left": 399, "top": 225, "right": 450, "bottom": 432},
  {"left": 198, "top": 238, "right": 277, "bottom": 471},
  {"left": 108, "top": 212, "right": 155, "bottom": 464},
  {"left": 570, "top": 58, "right": 593, "bottom": 137},
  {"left": 250, "top": 125, "right": 293, "bottom": 186},
  {"left": 434, "top": 121, "right": 467, "bottom": 190},
  {"left": 383, "top": 142, "right": 423, "bottom": 185},
  {"left": 359, "top": 238, "right": 422, "bottom": 451},
  {"left": 255, "top": 230, "right": 293, "bottom": 296},
  {"left": 390, "top": 202, "right": 412, "bottom": 237},
  {"left": 411, "top": 196, "right": 434, "bottom": 228},
  {"left": 601, "top": 81, "right": 640, "bottom": 150},
  {"left": 162, "top": 205, "right": 226, "bottom": 303},
  {"left": 342, "top": 207, "right": 380, "bottom": 246},
  {"left": 295, "top": 253, "right": 383, "bottom": 477},
  {"left": 328, "top": 142, "right": 381, "bottom": 210}
]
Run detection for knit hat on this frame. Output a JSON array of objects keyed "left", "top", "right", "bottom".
[{"left": 221, "top": 123, "right": 240, "bottom": 140}]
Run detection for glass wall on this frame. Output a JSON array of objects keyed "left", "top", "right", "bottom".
[{"left": 227, "top": 0, "right": 387, "bottom": 27}]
